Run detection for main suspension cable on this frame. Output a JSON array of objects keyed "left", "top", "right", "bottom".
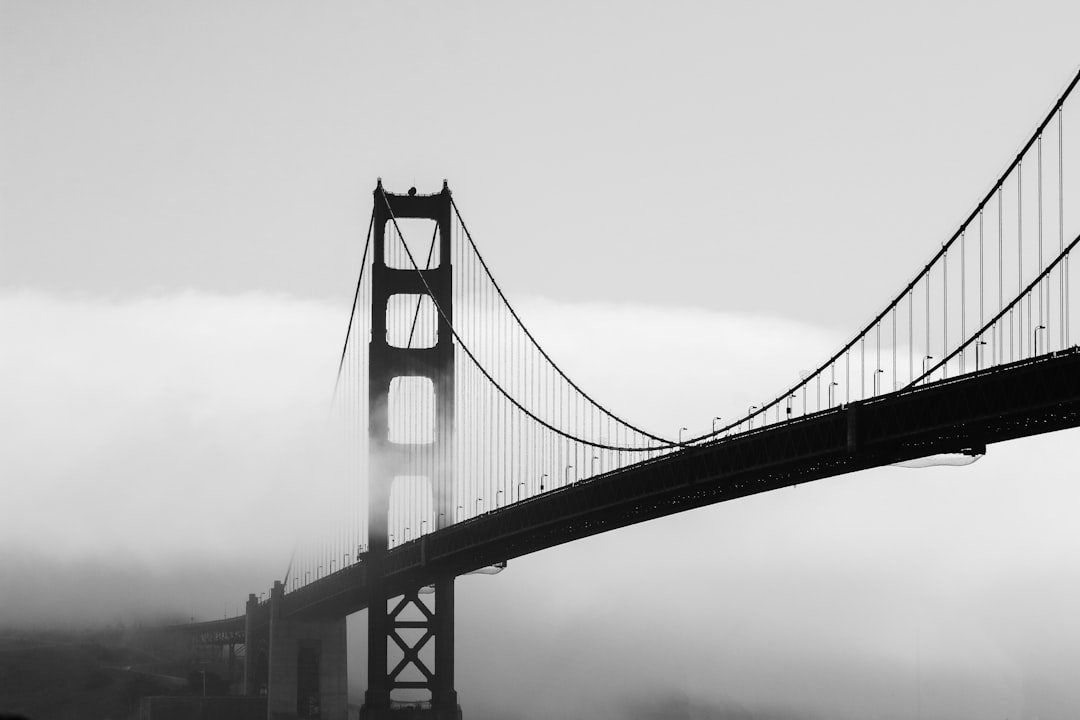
[
  {"left": 381, "top": 189, "right": 680, "bottom": 452},
  {"left": 333, "top": 210, "right": 374, "bottom": 399},
  {"left": 693, "top": 64, "right": 1080, "bottom": 445},
  {"left": 450, "top": 197, "right": 675, "bottom": 446}
]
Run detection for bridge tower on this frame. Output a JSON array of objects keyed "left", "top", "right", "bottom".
[{"left": 362, "top": 180, "right": 460, "bottom": 719}]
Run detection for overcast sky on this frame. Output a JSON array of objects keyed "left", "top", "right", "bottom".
[{"left": 4, "top": 2, "right": 1080, "bottom": 718}]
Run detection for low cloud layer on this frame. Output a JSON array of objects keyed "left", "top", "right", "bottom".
[{"left": 3, "top": 289, "right": 1080, "bottom": 717}]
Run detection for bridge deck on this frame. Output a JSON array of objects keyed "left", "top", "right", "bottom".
[{"left": 250, "top": 348, "right": 1080, "bottom": 622}]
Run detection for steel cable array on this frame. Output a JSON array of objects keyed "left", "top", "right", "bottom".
[
  {"left": 294, "top": 67, "right": 1080, "bottom": 593},
  {"left": 699, "top": 66, "right": 1080, "bottom": 444}
]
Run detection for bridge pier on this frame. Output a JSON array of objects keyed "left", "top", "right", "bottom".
[
  {"left": 266, "top": 580, "right": 349, "bottom": 720},
  {"left": 244, "top": 592, "right": 269, "bottom": 697}
]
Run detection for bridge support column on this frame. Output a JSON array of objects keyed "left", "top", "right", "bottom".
[
  {"left": 244, "top": 592, "right": 269, "bottom": 697},
  {"left": 361, "top": 181, "right": 461, "bottom": 719},
  {"left": 266, "top": 580, "right": 349, "bottom": 720}
]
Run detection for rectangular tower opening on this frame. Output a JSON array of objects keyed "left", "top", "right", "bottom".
[
  {"left": 386, "top": 294, "right": 438, "bottom": 348},
  {"left": 384, "top": 218, "right": 440, "bottom": 270}
]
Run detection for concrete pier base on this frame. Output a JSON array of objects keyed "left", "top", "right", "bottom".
[
  {"left": 267, "top": 581, "right": 349, "bottom": 720},
  {"left": 357, "top": 704, "right": 462, "bottom": 720}
]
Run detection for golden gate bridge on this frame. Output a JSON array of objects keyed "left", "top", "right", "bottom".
[{"left": 157, "top": 66, "right": 1080, "bottom": 720}]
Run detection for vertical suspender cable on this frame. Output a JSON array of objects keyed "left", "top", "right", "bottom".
[
  {"left": 980, "top": 211, "right": 985, "bottom": 335},
  {"left": 999, "top": 188, "right": 1004, "bottom": 363},
  {"left": 1061, "top": 107, "right": 1068, "bottom": 348},
  {"left": 1039, "top": 135, "right": 1044, "bottom": 344},
  {"left": 925, "top": 275, "right": 930, "bottom": 378},
  {"left": 1017, "top": 161, "right": 1023, "bottom": 361},
  {"left": 961, "top": 232, "right": 966, "bottom": 371},
  {"left": 943, "top": 249, "right": 948, "bottom": 378},
  {"left": 892, "top": 307, "right": 897, "bottom": 391}
]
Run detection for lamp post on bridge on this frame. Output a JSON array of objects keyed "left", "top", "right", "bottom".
[
  {"left": 874, "top": 368, "right": 884, "bottom": 396},
  {"left": 748, "top": 406, "right": 759, "bottom": 430},
  {"left": 828, "top": 381, "right": 838, "bottom": 408},
  {"left": 923, "top": 355, "right": 934, "bottom": 381},
  {"left": 496, "top": 489, "right": 503, "bottom": 508},
  {"left": 1035, "top": 324, "right": 1047, "bottom": 356},
  {"left": 975, "top": 339, "right": 988, "bottom": 370},
  {"left": 712, "top": 416, "right": 722, "bottom": 434},
  {"left": 476, "top": 498, "right": 483, "bottom": 515},
  {"left": 517, "top": 482, "right": 525, "bottom": 501},
  {"left": 540, "top": 473, "right": 547, "bottom": 492},
  {"left": 678, "top": 427, "right": 688, "bottom": 445},
  {"left": 457, "top": 504, "right": 463, "bottom": 521},
  {"left": 564, "top": 464, "right": 573, "bottom": 486},
  {"left": 421, "top": 520, "right": 428, "bottom": 535}
]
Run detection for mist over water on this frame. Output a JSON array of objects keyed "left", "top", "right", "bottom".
[{"left": 3, "top": 290, "right": 1080, "bottom": 718}]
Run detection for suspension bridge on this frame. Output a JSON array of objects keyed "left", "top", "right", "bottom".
[{"left": 159, "top": 67, "right": 1080, "bottom": 720}]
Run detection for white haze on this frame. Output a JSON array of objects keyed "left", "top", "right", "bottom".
[{"left": 3, "top": 289, "right": 1080, "bottom": 718}]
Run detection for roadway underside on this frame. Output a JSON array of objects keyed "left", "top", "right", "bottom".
[{"left": 272, "top": 347, "right": 1080, "bottom": 622}]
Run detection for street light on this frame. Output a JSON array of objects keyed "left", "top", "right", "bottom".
[
  {"left": 828, "top": 381, "right": 838, "bottom": 408},
  {"left": 476, "top": 498, "right": 483, "bottom": 514},
  {"left": 420, "top": 520, "right": 428, "bottom": 535},
  {"left": 922, "top": 355, "right": 934, "bottom": 379},
  {"left": 517, "top": 482, "right": 525, "bottom": 500},
  {"left": 712, "top": 416, "right": 722, "bottom": 433},
  {"left": 1034, "top": 324, "right": 1047, "bottom": 356},
  {"left": 565, "top": 464, "right": 573, "bottom": 485},
  {"left": 540, "top": 473, "right": 547, "bottom": 491},
  {"left": 304, "top": 571, "right": 310, "bottom": 584},
  {"left": 496, "top": 489, "right": 504, "bottom": 508},
  {"left": 678, "top": 427, "right": 688, "bottom": 444},
  {"left": 457, "top": 504, "right": 463, "bottom": 521},
  {"left": 592, "top": 455, "right": 600, "bottom": 474},
  {"left": 874, "top": 368, "right": 884, "bottom": 395},
  {"left": 748, "top": 406, "right": 759, "bottom": 429}
]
